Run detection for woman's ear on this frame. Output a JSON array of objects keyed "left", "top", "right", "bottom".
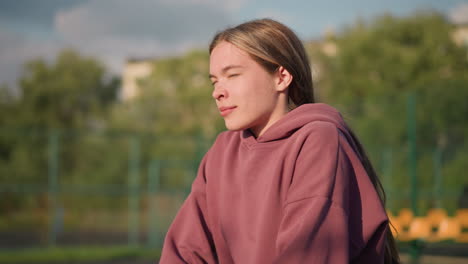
[{"left": 275, "top": 66, "right": 293, "bottom": 92}]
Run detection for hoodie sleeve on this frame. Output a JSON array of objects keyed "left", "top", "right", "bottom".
[
  {"left": 273, "top": 121, "right": 352, "bottom": 264},
  {"left": 159, "top": 154, "right": 217, "bottom": 264}
]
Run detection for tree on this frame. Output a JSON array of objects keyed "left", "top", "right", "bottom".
[
  {"left": 18, "top": 49, "right": 118, "bottom": 129},
  {"left": 0, "top": 49, "right": 120, "bottom": 214}
]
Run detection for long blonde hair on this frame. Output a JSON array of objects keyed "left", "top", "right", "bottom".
[{"left": 209, "top": 18, "right": 400, "bottom": 264}]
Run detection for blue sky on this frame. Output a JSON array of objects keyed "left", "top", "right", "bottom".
[{"left": 1, "top": 0, "right": 467, "bottom": 89}]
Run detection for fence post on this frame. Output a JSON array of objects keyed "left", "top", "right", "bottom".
[
  {"left": 48, "top": 129, "right": 60, "bottom": 246},
  {"left": 382, "top": 148, "right": 393, "bottom": 211},
  {"left": 433, "top": 147, "right": 442, "bottom": 208},
  {"left": 407, "top": 93, "right": 421, "bottom": 264},
  {"left": 407, "top": 93, "right": 418, "bottom": 216},
  {"left": 186, "top": 133, "right": 205, "bottom": 194},
  {"left": 128, "top": 136, "right": 141, "bottom": 246},
  {"left": 147, "top": 159, "right": 161, "bottom": 248}
]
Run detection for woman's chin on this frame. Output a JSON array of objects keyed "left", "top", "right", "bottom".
[{"left": 224, "top": 121, "right": 248, "bottom": 131}]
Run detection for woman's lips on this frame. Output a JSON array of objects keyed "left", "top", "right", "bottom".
[{"left": 219, "top": 106, "right": 237, "bottom": 117}]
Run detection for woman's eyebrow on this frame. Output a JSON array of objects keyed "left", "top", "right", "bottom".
[{"left": 209, "top": 65, "right": 244, "bottom": 78}]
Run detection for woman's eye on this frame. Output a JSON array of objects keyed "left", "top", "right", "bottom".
[{"left": 228, "top": 74, "right": 239, "bottom": 78}]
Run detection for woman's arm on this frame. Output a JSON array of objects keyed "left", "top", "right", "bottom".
[{"left": 159, "top": 154, "right": 217, "bottom": 264}]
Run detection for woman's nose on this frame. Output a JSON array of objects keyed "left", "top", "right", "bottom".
[{"left": 212, "top": 85, "right": 228, "bottom": 100}]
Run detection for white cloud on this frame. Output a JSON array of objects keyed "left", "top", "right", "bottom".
[
  {"left": 55, "top": 0, "right": 236, "bottom": 45},
  {"left": 0, "top": 0, "right": 245, "bottom": 89},
  {"left": 53, "top": 0, "right": 238, "bottom": 75},
  {"left": 449, "top": 3, "right": 468, "bottom": 24}
]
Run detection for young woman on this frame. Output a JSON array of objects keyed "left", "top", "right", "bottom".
[{"left": 160, "top": 18, "right": 400, "bottom": 264}]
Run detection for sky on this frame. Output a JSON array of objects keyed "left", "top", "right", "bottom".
[{"left": 1, "top": 0, "right": 467, "bottom": 90}]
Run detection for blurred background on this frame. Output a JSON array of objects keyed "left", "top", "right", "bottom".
[{"left": 1, "top": 0, "right": 468, "bottom": 263}]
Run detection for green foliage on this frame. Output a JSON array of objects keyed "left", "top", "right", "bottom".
[
  {"left": 0, "top": 47, "right": 220, "bottom": 219},
  {"left": 111, "top": 50, "right": 224, "bottom": 139},
  {"left": 107, "top": 50, "right": 224, "bottom": 189},
  {"left": 314, "top": 11, "right": 468, "bottom": 210},
  {"left": 18, "top": 49, "right": 118, "bottom": 129},
  {"left": 0, "top": 49, "right": 120, "bottom": 212}
]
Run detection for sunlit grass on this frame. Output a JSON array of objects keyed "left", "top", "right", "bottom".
[{"left": 0, "top": 245, "right": 160, "bottom": 263}]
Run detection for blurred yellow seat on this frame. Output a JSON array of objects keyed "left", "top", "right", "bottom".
[
  {"left": 397, "top": 217, "right": 431, "bottom": 241},
  {"left": 397, "top": 208, "right": 414, "bottom": 228},
  {"left": 426, "top": 208, "right": 447, "bottom": 228},
  {"left": 427, "top": 217, "right": 461, "bottom": 242},
  {"left": 456, "top": 208, "right": 468, "bottom": 226},
  {"left": 456, "top": 208, "right": 468, "bottom": 243}
]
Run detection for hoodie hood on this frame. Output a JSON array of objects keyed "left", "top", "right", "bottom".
[{"left": 242, "top": 103, "right": 349, "bottom": 144}]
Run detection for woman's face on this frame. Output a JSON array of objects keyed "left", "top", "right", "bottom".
[{"left": 209, "top": 41, "right": 290, "bottom": 137}]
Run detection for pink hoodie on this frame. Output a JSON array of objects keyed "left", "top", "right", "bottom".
[{"left": 160, "top": 103, "right": 388, "bottom": 263}]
